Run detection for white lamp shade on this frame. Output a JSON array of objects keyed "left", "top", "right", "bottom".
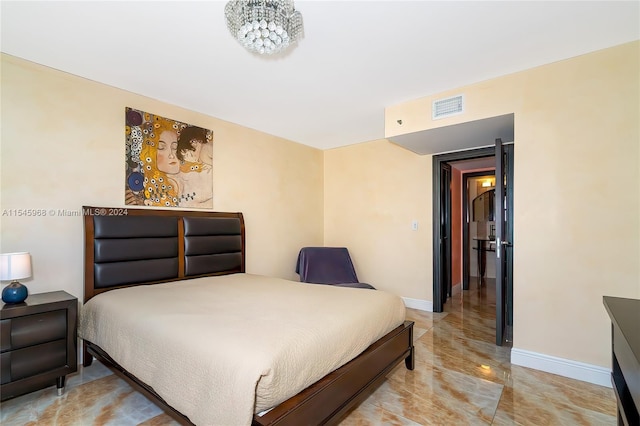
[{"left": 0, "top": 252, "right": 32, "bottom": 281}]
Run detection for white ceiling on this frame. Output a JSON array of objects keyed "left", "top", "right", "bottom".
[{"left": 1, "top": 1, "right": 638, "bottom": 151}]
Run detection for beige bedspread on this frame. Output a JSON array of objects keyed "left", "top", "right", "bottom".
[{"left": 79, "top": 273, "right": 406, "bottom": 426}]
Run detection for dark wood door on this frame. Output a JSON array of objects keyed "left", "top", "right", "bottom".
[
  {"left": 440, "top": 162, "right": 452, "bottom": 305},
  {"left": 494, "top": 139, "right": 514, "bottom": 346}
]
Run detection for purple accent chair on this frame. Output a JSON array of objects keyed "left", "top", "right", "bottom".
[{"left": 295, "top": 247, "right": 375, "bottom": 290}]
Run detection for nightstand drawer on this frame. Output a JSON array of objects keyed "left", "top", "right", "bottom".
[
  {"left": 1, "top": 339, "right": 67, "bottom": 384},
  {"left": 1, "top": 291, "right": 77, "bottom": 401},
  {"left": 0, "top": 310, "right": 66, "bottom": 352}
]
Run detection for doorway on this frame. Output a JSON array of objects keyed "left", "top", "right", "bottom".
[
  {"left": 432, "top": 144, "right": 514, "bottom": 346},
  {"left": 463, "top": 170, "right": 497, "bottom": 291}
]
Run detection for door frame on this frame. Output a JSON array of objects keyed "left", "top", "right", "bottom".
[
  {"left": 433, "top": 144, "right": 514, "bottom": 346},
  {"left": 432, "top": 146, "right": 494, "bottom": 312}
]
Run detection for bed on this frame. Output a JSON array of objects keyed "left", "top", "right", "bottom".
[{"left": 79, "top": 206, "right": 415, "bottom": 425}]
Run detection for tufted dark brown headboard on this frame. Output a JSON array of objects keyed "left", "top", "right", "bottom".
[{"left": 83, "top": 206, "right": 245, "bottom": 302}]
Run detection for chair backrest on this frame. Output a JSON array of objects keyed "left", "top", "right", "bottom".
[{"left": 295, "top": 247, "right": 359, "bottom": 284}]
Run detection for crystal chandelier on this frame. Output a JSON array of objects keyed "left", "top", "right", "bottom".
[{"left": 224, "top": 0, "right": 303, "bottom": 55}]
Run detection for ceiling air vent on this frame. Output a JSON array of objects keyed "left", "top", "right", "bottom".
[{"left": 432, "top": 94, "right": 464, "bottom": 120}]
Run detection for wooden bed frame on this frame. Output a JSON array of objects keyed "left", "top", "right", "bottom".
[{"left": 81, "top": 206, "right": 415, "bottom": 425}]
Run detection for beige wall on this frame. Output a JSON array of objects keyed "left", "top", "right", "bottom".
[
  {"left": 382, "top": 41, "right": 639, "bottom": 368},
  {"left": 324, "top": 140, "right": 432, "bottom": 300},
  {"left": 0, "top": 54, "right": 324, "bottom": 300}
]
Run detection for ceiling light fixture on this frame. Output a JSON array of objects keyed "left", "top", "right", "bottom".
[{"left": 224, "top": 0, "right": 303, "bottom": 55}]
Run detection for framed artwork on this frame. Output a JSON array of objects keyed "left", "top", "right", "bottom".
[{"left": 125, "top": 108, "right": 213, "bottom": 209}]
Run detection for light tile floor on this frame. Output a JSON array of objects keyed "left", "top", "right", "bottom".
[
  {"left": 0, "top": 279, "right": 616, "bottom": 425},
  {"left": 340, "top": 280, "right": 616, "bottom": 425}
]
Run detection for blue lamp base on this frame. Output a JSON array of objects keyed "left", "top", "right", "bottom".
[{"left": 2, "top": 281, "right": 28, "bottom": 304}]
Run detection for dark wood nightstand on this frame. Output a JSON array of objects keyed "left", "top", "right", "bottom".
[{"left": 1, "top": 291, "right": 78, "bottom": 401}]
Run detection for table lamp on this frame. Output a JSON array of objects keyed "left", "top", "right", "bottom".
[{"left": 1, "top": 252, "right": 32, "bottom": 304}]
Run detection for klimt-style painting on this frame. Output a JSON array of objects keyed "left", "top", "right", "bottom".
[{"left": 125, "top": 108, "right": 213, "bottom": 209}]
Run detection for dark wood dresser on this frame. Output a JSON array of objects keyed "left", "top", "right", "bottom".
[
  {"left": 1, "top": 291, "right": 77, "bottom": 401},
  {"left": 603, "top": 296, "right": 639, "bottom": 426}
]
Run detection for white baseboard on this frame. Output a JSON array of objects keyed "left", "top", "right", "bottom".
[
  {"left": 511, "top": 348, "right": 611, "bottom": 388},
  {"left": 402, "top": 297, "right": 433, "bottom": 312}
]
